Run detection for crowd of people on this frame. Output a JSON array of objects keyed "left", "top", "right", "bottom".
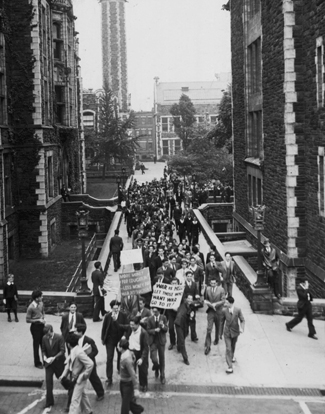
[{"left": 14, "top": 164, "right": 317, "bottom": 414}]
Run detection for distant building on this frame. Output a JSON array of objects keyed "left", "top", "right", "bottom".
[
  {"left": 0, "top": 0, "right": 83, "bottom": 285},
  {"left": 100, "top": 0, "right": 128, "bottom": 112},
  {"left": 153, "top": 75, "right": 231, "bottom": 157},
  {"left": 132, "top": 111, "right": 154, "bottom": 161},
  {"left": 230, "top": 0, "right": 325, "bottom": 297}
]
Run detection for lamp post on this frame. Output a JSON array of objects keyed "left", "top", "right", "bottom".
[
  {"left": 121, "top": 167, "right": 127, "bottom": 187},
  {"left": 116, "top": 175, "right": 122, "bottom": 206},
  {"left": 192, "top": 173, "right": 196, "bottom": 207},
  {"left": 76, "top": 207, "right": 91, "bottom": 295},
  {"left": 250, "top": 205, "right": 267, "bottom": 287}
]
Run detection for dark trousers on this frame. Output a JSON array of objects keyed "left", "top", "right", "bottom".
[
  {"left": 175, "top": 325, "right": 188, "bottom": 362},
  {"left": 189, "top": 316, "right": 198, "bottom": 341},
  {"left": 267, "top": 269, "right": 280, "bottom": 297},
  {"left": 120, "top": 381, "right": 143, "bottom": 414},
  {"left": 132, "top": 350, "right": 148, "bottom": 387},
  {"left": 192, "top": 234, "right": 199, "bottom": 246},
  {"left": 224, "top": 334, "right": 238, "bottom": 369},
  {"left": 45, "top": 361, "right": 64, "bottom": 406},
  {"left": 30, "top": 323, "right": 44, "bottom": 366},
  {"left": 167, "top": 310, "right": 177, "bottom": 345},
  {"left": 126, "top": 223, "right": 133, "bottom": 238},
  {"left": 204, "top": 311, "right": 220, "bottom": 349},
  {"left": 89, "top": 363, "right": 104, "bottom": 397},
  {"left": 150, "top": 341, "right": 165, "bottom": 377},
  {"left": 112, "top": 252, "right": 121, "bottom": 271},
  {"left": 106, "top": 339, "right": 121, "bottom": 381},
  {"left": 93, "top": 296, "right": 105, "bottom": 321},
  {"left": 287, "top": 303, "right": 316, "bottom": 336}
]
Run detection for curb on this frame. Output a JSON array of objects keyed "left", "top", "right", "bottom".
[{"left": 0, "top": 379, "right": 43, "bottom": 388}]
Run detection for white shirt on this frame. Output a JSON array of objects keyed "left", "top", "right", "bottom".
[
  {"left": 69, "top": 312, "right": 76, "bottom": 330},
  {"left": 129, "top": 326, "right": 141, "bottom": 351},
  {"left": 229, "top": 306, "right": 234, "bottom": 315}
]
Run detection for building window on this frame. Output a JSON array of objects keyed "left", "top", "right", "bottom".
[
  {"left": 55, "top": 85, "right": 65, "bottom": 124},
  {"left": 83, "top": 111, "right": 94, "bottom": 127},
  {"left": 210, "top": 115, "right": 217, "bottom": 123},
  {"left": 0, "top": 33, "right": 6, "bottom": 125},
  {"left": 318, "top": 147, "right": 325, "bottom": 216},
  {"left": 248, "top": 0, "right": 260, "bottom": 19},
  {"left": 247, "top": 110, "right": 262, "bottom": 158},
  {"left": 248, "top": 37, "right": 261, "bottom": 95},
  {"left": 316, "top": 38, "right": 324, "bottom": 108},
  {"left": 247, "top": 166, "right": 263, "bottom": 206},
  {"left": 197, "top": 116, "right": 205, "bottom": 123},
  {"left": 161, "top": 117, "right": 168, "bottom": 132},
  {"left": 181, "top": 87, "right": 189, "bottom": 92},
  {"left": 4, "top": 153, "right": 12, "bottom": 207},
  {"left": 175, "top": 139, "right": 181, "bottom": 153},
  {"left": 162, "top": 140, "right": 169, "bottom": 155},
  {"left": 47, "top": 155, "right": 54, "bottom": 199},
  {"left": 53, "top": 22, "right": 63, "bottom": 61}
]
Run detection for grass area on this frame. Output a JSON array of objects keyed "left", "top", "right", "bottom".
[
  {"left": 10, "top": 238, "right": 92, "bottom": 291},
  {"left": 86, "top": 179, "right": 117, "bottom": 199}
]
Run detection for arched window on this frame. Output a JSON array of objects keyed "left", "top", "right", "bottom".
[{"left": 83, "top": 110, "right": 95, "bottom": 127}]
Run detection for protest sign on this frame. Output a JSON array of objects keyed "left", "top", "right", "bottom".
[
  {"left": 119, "top": 268, "right": 151, "bottom": 297},
  {"left": 120, "top": 249, "right": 143, "bottom": 266},
  {"left": 150, "top": 283, "right": 184, "bottom": 309}
]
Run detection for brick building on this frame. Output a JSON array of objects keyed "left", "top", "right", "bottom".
[
  {"left": 133, "top": 111, "right": 154, "bottom": 161},
  {"left": 153, "top": 76, "right": 231, "bottom": 157},
  {"left": 100, "top": 0, "right": 128, "bottom": 112},
  {"left": 0, "top": 0, "right": 83, "bottom": 285},
  {"left": 230, "top": 0, "right": 325, "bottom": 297}
]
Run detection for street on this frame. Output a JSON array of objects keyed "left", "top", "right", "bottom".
[{"left": 0, "top": 386, "right": 324, "bottom": 414}]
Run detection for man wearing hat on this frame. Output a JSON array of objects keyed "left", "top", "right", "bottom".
[{"left": 262, "top": 239, "right": 281, "bottom": 298}]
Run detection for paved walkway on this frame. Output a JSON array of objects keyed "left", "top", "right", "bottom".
[{"left": 1, "top": 160, "right": 324, "bottom": 393}]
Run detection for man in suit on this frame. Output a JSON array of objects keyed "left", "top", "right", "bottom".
[
  {"left": 195, "top": 243, "right": 205, "bottom": 269},
  {"left": 60, "top": 333, "right": 94, "bottom": 414},
  {"left": 127, "top": 315, "right": 150, "bottom": 392},
  {"left": 42, "top": 324, "right": 65, "bottom": 409},
  {"left": 174, "top": 295, "right": 192, "bottom": 366},
  {"left": 120, "top": 294, "right": 139, "bottom": 321},
  {"left": 189, "top": 256, "right": 204, "bottom": 294},
  {"left": 134, "top": 238, "right": 145, "bottom": 271},
  {"left": 156, "top": 258, "right": 174, "bottom": 284},
  {"left": 220, "top": 296, "right": 245, "bottom": 374},
  {"left": 147, "top": 306, "right": 168, "bottom": 384},
  {"left": 220, "top": 252, "right": 237, "bottom": 297},
  {"left": 109, "top": 229, "right": 124, "bottom": 272},
  {"left": 262, "top": 238, "right": 281, "bottom": 298},
  {"left": 101, "top": 300, "right": 129, "bottom": 386},
  {"left": 135, "top": 296, "right": 152, "bottom": 329},
  {"left": 169, "top": 254, "right": 180, "bottom": 277},
  {"left": 144, "top": 244, "right": 157, "bottom": 283},
  {"left": 26, "top": 290, "right": 45, "bottom": 369},
  {"left": 75, "top": 324, "right": 104, "bottom": 401},
  {"left": 155, "top": 247, "right": 166, "bottom": 271},
  {"left": 183, "top": 271, "right": 200, "bottom": 342},
  {"left": 205, "top": 254, "right": 223, "bottom": 285},
  {"left": 285, "top": 279, "right": 317, "bottom": 339},
  {"left": 60, "top": 302, "right": 86, "bottom": 341},
  {"left": 91, "top": 261, "right": 106, "bottom": 322},
  {"left": 167, "top": 278, "right": 181, "bottom": 351},
  {"left": 203, "top": 277, "right": 226, "bottom": 355}
]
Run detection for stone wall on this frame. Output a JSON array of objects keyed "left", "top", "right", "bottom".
[{"left": 199, "top": 203, "right": 234, "bottom": 227}]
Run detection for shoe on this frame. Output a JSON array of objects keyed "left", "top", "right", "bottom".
[
  {"left": 64, "top": 408, "right": 69, "bottom": 413},
  {"left": 97, "top": 394, "right": 105, "bottom": 401},
  {"left": 155, "top": 369, "right": 159, "bottom": 379},
  {"left": 142, "top": 385, "right": 148, "bottom": 392},
  {"left": 213, "top": 340, "right": 218, "bottom": 345},
  {"left": 285, "top": 323, "right": 291, "bottom": 332},
  {"left": 226, "top": 368, "right": 233, "bottom": 374},
  {"left": 106, "top": 379, "right": 112, "bottom": 386},
  {"left": 152, "top": 363, "right": 159, "bottom": 371},
  {"left": 7, "top": 317, "right": 11, "bottom": 322},
  {"left": 161, "top": 376, "right": 166, "bottom": 385},
  {"left": 232, "top": 357, "right": 236, "bottom": 363},
  {"left": 192, "top": 338, "right": 199, "bottom": 343},
  {"left": 184, "top": 359, "right": 190, "bottom": 366},
  {"left": 204, "top": 347, "right": 210, "bottom": 355},
  {"left": 168, "top": 344, "right": 174, "bottom": 350},
  {"left": 44, "top": 404, "right": 52, "bottom": 411},
  {"left": 308, "top": 335, "right": 318, "bottom": 340},
  {"left": 35, "top": 364, "right": 43, "bottom": 369},
  {"left": 114, "top": 269, "right": 118, "bottom": 272},
  {"left": 15, "top": 317, "right": 19, "bottom": 322}
]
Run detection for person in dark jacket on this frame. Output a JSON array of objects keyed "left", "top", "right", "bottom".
[
  {"left": 285, "top": 279, "right": 317, "bottom": 339},
  {"left": 3, "top": 274, "right": 19, "bottom": 322},
  {"left": 101, "top": 300, "right": 129, "bottom": 386},
  {"left": 109, "top": 229, "right": 124, "bottom": 272},
  {"left": 184, "top": 213, "right": 193, "bottom": 245},
  {"left": 75, "top": 324, "right": 105, "bottom": 401},
  {"left": 174, "top": 295, "right": 192, "bottom": 366},
  {"left": 91, "top": 261, "right": 106, "bottom": 322}
]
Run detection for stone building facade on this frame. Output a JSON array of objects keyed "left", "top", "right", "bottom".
[
  {"left": 230, "top": 0, "right": 325, "bottom": 297},
  {"left": 0, "top": 0, "right": 83, "bottom": 286},
  {"left": 100, "top": 0, "right": 128, "bottom": 112},
  {"left": 154, "top": 76, "right": 231, "bottom": 158}
]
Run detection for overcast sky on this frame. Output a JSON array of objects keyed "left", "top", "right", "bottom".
[{"left": 73, "top": 0, "right": 231, "bottom": 111}]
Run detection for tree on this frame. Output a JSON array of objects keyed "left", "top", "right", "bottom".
[
  {"left": 207, "top": 88, "right": 233, "bottom": 153},
  {"left": 170, "top": 94, "right": 196, "bottom": 149},
  {"left": 169, "top": 134, "right": 233, "bottom": 185},
  {"left": 94, "top": 83, "right": 140, "bottom": 175}
]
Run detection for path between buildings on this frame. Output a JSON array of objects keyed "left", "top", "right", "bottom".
[{"left": 0, "top": 161, "right": 324, "bottom": 395}]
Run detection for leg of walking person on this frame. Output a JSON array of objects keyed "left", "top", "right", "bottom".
[
  {"left": 158, "top": 344, "right": 166, "bottom": 381},
  {"left": 93, "top": 296, "right": 101, "bottom": 322},
  {"left": 31, "top": 323, "right": 44, "bottom": 366},
  {"left": 105, "top": 341, "right": 115, "bottom": 383},
  {"left": 224, "top": 334, "right": 233, "bottom": 370},
  {"left": 305, "top": 304, "right": 316, "bottom": 337},
  {"left": 204, "top": 312, "right": 214, "bottom": 352},
  {"left": 45, "top": 366, "right": 54, "bottom": 407},
  {"left": 286, "top": 308, "right": 305, "bottom": 330},
  {"left": 214, "top": 313, "right": 221, "bottom": 344},
  {"left": 89, "top": 364, "right": 104, "bottom": 398},
  {"left": 175, "top": 326, "right": 189, "bottom": 363}
]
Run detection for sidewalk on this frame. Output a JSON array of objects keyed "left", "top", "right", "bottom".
[{"left": 1, "top": 161, "right": 324, "bottom": 391}]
